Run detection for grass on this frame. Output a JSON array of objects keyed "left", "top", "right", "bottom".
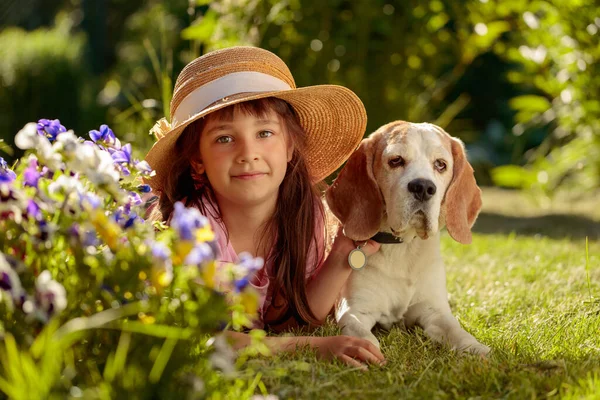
[{"left": 237, "top": 188, "right": 600, "bottom": 399}]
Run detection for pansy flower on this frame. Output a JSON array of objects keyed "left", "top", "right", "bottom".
[
  {"left": 37, "top": 119, "right": 66, "bottom": 142},
  {"left": 110, "top": 143, "right": 133, "bottom": 176},
  {"left": 26, "top": 199, "right": 42, "bottom": 220},
  {"left": 134, "top": 160, "right": 154, "bottom": 176},
  {"left": 34, "top": 270, "right": 67, "bottom": 322},
  {"left": 23, "top": 156, "right": 40, "bottom": 188},
  {"left": 0, "top": 157, "right": 16, "bottom": 183},
  {"left": 184, "top": 242, "right": 214, "bottom": 266},
  {"left": 171, "top": 202, "right": 209, "bottom": 241},
  {"left": 150, "top": 241, "right": 173, "bottom": 287},
  {"left": 0, "top": 253, "right": 24, "bottom": 305},
  {"left": 89, "top": 124, "right": 121, "bottom": 149}
]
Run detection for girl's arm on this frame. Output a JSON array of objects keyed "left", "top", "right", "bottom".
[
  {"left": 305, "top": 231, "right": 380, "bottom": 322},
  {"left": 225, "top": 331, "right": 385, "bottom": 369},
  {"left": 262, "top": 232, "right": 380, "bottom": 329},
  {"left": 263, "top": 231, "right": 380, "bottom": 329}
]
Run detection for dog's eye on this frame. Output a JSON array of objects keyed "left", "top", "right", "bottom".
[
  {"left": 388, "top": 156, "right": 405, "bottom": 168},
  {"left": 434, "top": 159, "right": 447, "bottom": 172}
]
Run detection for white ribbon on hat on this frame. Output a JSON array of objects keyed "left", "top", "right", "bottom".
[{"left": 172, "top": 71, "right": 293, "bottom": 125}]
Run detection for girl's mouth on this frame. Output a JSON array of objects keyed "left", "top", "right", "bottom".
[{"left": 232, "top": 172, "right": 266, "bottom": 180}]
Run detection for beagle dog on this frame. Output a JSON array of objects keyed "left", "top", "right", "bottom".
[{"left": 325, "top": 121, "right": 490, "bottom": 355}]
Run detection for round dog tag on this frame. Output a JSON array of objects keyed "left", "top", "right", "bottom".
[{"left": 348, "top": 248, "right": 367, "bottom": 270}]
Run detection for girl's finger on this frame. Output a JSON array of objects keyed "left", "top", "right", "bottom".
[
  {"left": 339, "top": 354, "right": 368, "bottom": 371},
  {"left": 361, "top": 340, "right": 385, "bottom": 362},
  {"left": 362, "top": 240, "right": 381, "bottom": 256},
  {"left": 347, "top": 345, "right": 382, "bottom": 365}
]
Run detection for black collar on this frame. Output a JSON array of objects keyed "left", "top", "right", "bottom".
[{"left": 370, "top": 232, "right": 404, "bottom": 244}]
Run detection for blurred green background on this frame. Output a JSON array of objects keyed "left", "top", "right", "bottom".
[{"left": 1, "top": 0, "right": 598, "bottom": 201}]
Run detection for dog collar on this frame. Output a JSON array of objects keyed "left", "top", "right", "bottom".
[{"left": 370, "top": 232, "right": 404, "bottom": 244}]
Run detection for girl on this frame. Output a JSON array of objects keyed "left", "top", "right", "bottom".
[{"left": 144, "top": 46, "right": 383, "bottom": 369}]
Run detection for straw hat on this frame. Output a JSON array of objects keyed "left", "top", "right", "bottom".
[{"left": 144, "top": 46, "right": 367, "bottom": 193}]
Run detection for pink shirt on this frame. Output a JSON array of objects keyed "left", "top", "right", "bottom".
[{"left": 203, "top": 203, "right": 326, "bottom": 328}]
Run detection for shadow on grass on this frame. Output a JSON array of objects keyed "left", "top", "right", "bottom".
[{"left": 473, "top": 212, "right": 600, "bottom": 240}]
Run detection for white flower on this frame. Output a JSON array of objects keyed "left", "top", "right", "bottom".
[
  {"left": 207, "top": 334, "right": 236, "bottom": 375},
  {"left": 35, "top": 270, "right": 67, "bottom": 319},
  {"left": 75, "top": 145, "right": 120, "bottom": 186},
  {"left": 48, "top": 175, "right": 85, "bottom": 195},
  {"left": 0, "top": 253, "right": 24, "bottom": 305},
  {"left": 53, "top": 130, "right": 80, "bottom": 158},
  {"left": 14, "top": 123, "right": 39, "bottom": 150},
  {"left": 14, "top": 123, "right": 63, "bottom": 170}
]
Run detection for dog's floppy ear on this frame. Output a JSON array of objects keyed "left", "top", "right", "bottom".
[
  {"left": 442, "top": 138, "right": 482, "bottom": 244},
  {"left": 325, "top": 138, "right": 384, "bottom": 241}
]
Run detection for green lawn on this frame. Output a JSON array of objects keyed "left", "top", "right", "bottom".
[{"left": 239, "top": 189, "right": 600, "bottom": 399}]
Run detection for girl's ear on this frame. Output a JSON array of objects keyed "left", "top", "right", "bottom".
[{"left": 190, "top": 158, "right": 205, "bottom": 174}]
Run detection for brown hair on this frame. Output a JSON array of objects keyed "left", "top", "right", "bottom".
[{"left": 148, "top": 98, "right": 325, "bottom": 329}]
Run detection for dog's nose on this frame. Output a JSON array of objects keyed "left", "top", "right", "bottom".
[{"left": 408, "top": 178, "right": 436, "bottom": 202}]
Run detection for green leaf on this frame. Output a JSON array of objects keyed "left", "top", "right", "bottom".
[
  {"left": 181, "top": 10, "right": 217, "bottom": 41},
  {"left": 0, "top": 140, "right": 13, "bottom": 156},
  {"left": 149, "top": 338, "right": 178, "bottom": 383},
  {"left": 490, "top": 165, "right": 536, "bottom": 188},
  {"left": 509, "top": 95, "right": 551, "bottom": 113}
]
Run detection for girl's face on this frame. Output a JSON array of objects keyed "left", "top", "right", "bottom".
[{"left": 195, "top": 108, "right": 294, "bottom": 209}]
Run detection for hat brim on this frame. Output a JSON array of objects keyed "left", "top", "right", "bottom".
[{"left": 144, "top": 85, "right": 367, "bottom": 193}]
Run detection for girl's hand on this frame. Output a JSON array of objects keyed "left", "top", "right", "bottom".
[
  {"left": 309, "top": 335, "right": 385, "bottom": 370},
  {"left": 330, "top": 226, "right": 381, "bottom": 259}
]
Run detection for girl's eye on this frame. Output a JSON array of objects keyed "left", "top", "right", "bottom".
[
  {"left": 216, "top": 136, "right": 233, "bottom": 144},
  {"left": 434, "top": 159, "right": 447, "bottom": 172},
  {"left": 258, "top": 130, "right": 273, "bottom": 139},
  {"left": 388, "top": 156, "right": 405, "bottom": 168}
]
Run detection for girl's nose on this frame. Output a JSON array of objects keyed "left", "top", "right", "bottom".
[{"left": 235, "top": 138, "right": 260, "bottom": 163}]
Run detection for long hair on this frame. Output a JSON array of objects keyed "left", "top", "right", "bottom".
[{"left": 148, "top": 97, "right": 325, "bottom": 328}]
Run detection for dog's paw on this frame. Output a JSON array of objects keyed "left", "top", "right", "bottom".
[
  {"left": 458, "top": 341, "right": 491, "bottom": 356},
  {"left": 364, "top": 332, "right": 381, "bottom": 349},
  {"left": 341, "top": 327, "right": 381, "bottom": 349}
]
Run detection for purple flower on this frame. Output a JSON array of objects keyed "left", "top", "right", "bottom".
[
  {"left": 0, "top": 157, "right": 16, "bottom": 183},
  {"left": 80, "top": 192, "right": 101, "bottom": 210},
  {"left": 137, "top": 184, "right": 152, "bottom": 193},
  {"left": 128, "top": 192, "right": 142, "bottom": 206},
  {"left": 135, "top": 160, "right": 153, "bottom": 175},
  {"left": 0, "top": 271, "right": 12, "bottom": 291},
  {"left": 113, "top": 206, "right": 141, "bottom": 229},
  {"left": 37, "top": 119, "right": 66, "bottom": 142},
  {"left": 23, "top": 158, "right": 40, "bottom": 188},
  {"left": 233, "top": 253, "right": 263, "bottom": 292},
  {"left": 171, "top": 202, "right": 209, "bottom": 241},
  {"left": 82, "top": 229, "right": 99, "bottom": 247},
  {"left": 69, "top": 223, "right": 99, "bottom": 247},
  {"left": 110, "top": 143, "right": 132, "bottom": 164},
  {"left": 234, "top": 276, "right": 250, "bottom": 292},
  {"left": 27, "top": 200, "right": 42, "bottom": 220},
  {"left": 152, "top": 241, "right": 171, "bottom": 261},
  {"left": 184, "top": 242, "right": 214, "bottom": 265},
  {"left": 89, "top": 124, "right": 120, "bottom": 148},
  {"left": 238, "top": 252, "right": 264, "bottom": 274},
  {"left": 151, "top": 241, "right": 173, "bottom": 286}
]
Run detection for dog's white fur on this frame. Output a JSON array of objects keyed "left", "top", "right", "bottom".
[{"left": 326, "top": 121, "right": 490, "bottom": 355}]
